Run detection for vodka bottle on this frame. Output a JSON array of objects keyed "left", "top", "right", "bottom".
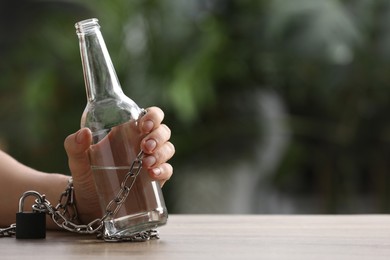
[{"left": 75, "top": 18, "right": 167, "bottom": 240}]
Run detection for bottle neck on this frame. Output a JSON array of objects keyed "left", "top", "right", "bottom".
[{"left": 76, "top": 19, "right": 123, "bottom": 102}]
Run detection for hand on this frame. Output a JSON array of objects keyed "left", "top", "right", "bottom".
[{"left": 63, "top": 106, "right": 174, "bottom": 224}]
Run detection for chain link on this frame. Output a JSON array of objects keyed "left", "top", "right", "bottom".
[
  {"left": 0, "top": 224, "right": 16, "bottom": 238},
  {"left": 0, "top": 149, "right": 159, "bottom": 242}
]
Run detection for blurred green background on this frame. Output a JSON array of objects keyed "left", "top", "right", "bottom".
[{"left": 1, "top": 0, "right": 390, "bottom": 214}]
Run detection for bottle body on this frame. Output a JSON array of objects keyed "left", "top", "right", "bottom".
[
  {"left": 87, "top": 117, "right": 167, "bottom": 238},
  {"left": 76, "top": 18, "right": 167, "bottom": 239}
]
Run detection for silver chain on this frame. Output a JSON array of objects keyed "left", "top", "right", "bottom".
[
  {"left": 0, "top": 224, "right": 16, "bottom": 238},
  {"left": 0, "top": 150, "right": 159, "bottom": 242}
]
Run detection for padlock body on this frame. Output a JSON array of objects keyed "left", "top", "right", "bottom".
[{"left": 16, "top": 212, "right": 46, "bottom": 239}]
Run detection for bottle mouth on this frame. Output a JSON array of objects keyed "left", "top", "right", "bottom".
[{"left": 75, "top": 18, "right": 100, "bottom": 35}]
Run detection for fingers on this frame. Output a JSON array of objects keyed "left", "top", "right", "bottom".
[
  {"left": 64, "top": 128, "right": 92, "bottom": 177},
  {"left": 143, "top": 140, "right": 175, "bottom": 184},
  {"left": 141, "top": 121, "right": 174, "bottom": 174},
  {"left": 149, "top": 163, "right": 173, "bottom": 187},
  {"left": 141, "top": 124, "right": 171, "bottom": 153},
  {"left": 143, "top": 141, "right": 175, "bottom": 167},
  {"left": 139, "top": 107, "right": 174, "bottom": 186},
  {"left": 139, "top": 106, "right": 165, "bottom": 134}
]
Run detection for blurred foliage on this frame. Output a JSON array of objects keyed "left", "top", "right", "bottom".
[{"left": 1, "top": 0, "right": 390, "bottom": 213}]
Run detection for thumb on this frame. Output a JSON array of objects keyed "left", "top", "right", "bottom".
[
  {"left": 64, "top": 128, "right": 92, "bottom": 177},
  {"left": 64, "top": 128, "right": 100, "bottom": 223}
]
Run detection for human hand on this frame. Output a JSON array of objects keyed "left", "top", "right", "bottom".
[{"left": 63, "top": 106, "right": 174, "bottom": 224}]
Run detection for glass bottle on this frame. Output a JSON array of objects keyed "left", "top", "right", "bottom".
[{"left": 75, "top": 18, "right": 168, "bottom": 240}]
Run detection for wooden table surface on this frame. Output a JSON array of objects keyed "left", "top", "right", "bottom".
[{"left": 1, "top": 214, "right": 390, "bottom": 259}]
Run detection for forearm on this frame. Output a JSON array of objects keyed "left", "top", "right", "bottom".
[{"left": 0, "top": 150, "right": 69, "bottom": 229}]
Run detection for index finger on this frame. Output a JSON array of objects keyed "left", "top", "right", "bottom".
[{"left": 139, "top": 106, "right": 165, "bottom": 134}]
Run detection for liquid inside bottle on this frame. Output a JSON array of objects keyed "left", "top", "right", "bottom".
[{"left": 89, "top": 120, "right": 167, "bottom": 238}]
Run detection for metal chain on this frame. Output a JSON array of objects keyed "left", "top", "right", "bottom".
[
  {"left": 0, "top": 150, "right": 159, "bottom": 242},
  {"left": 0, "top": 224, "right": 16, "bottom": 238}
]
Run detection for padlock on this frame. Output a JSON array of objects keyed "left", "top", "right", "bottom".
[{"left": 15, "top": 191, "right": 46, "bottom": 239}]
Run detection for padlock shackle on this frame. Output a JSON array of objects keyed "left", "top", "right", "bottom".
[{"left": 18, "top": 191, "right": 46, "bottom": 213}]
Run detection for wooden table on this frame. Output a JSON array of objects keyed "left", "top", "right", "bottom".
[{"left": 1, "top": 215, "right": 390, "bottom": 259}]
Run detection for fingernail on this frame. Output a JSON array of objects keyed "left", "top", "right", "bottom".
[
  {"left": 142, "top": 120, "right": 154, "bottom": 133},
  {"left": 76, "top": 129, "right": 86, "bottom": 144},
  {"left": 145, "top": 139, "right": 157, "bottom": 152},
  {"left": 143, "top": 156, "right": 156, "bottom": 167},
  {"left": 152, "top": 167, "right": 161, "bottom": 176}
]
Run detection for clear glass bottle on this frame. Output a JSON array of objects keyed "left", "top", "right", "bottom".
[{"left": 75, "top": 18, "right": 168, "bottom": 240}]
